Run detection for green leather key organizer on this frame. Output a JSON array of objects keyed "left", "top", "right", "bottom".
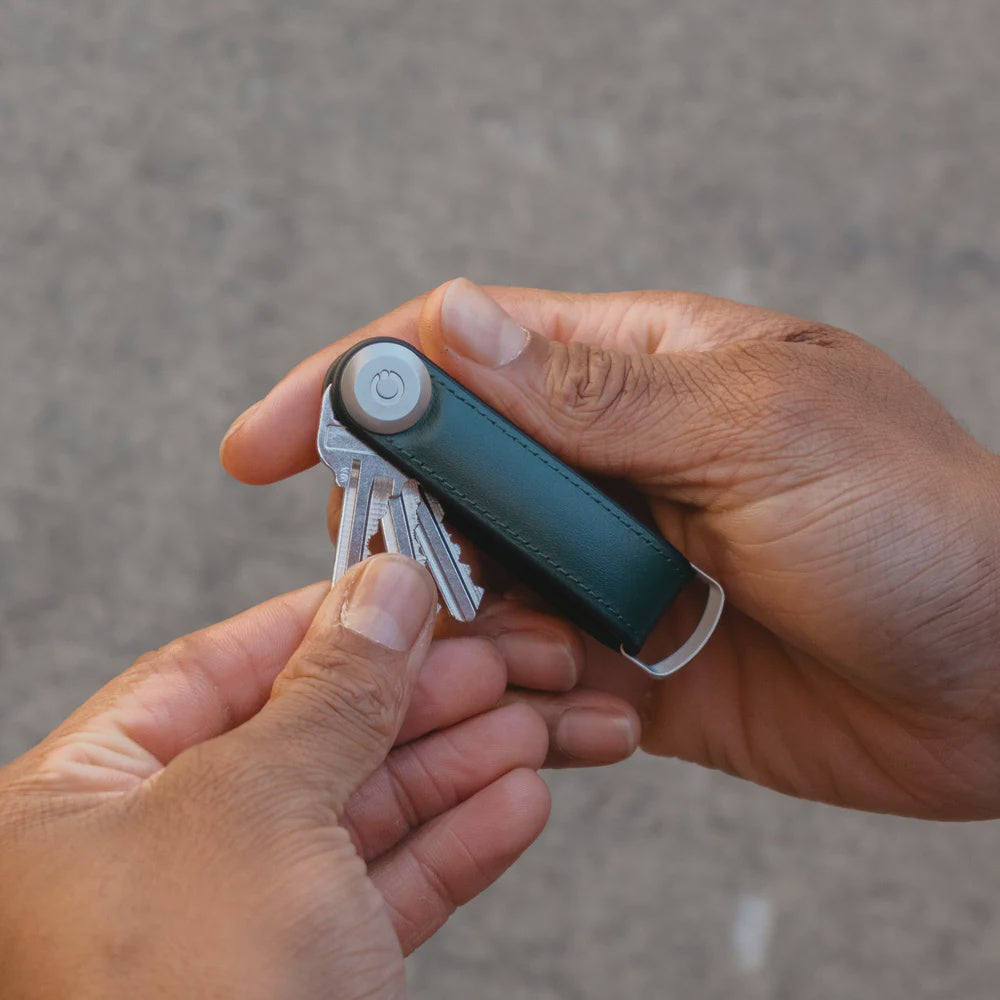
[{"left": 322, "top": 338, "right": 725, "bottom": 677}]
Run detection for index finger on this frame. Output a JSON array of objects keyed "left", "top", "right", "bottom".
[
  {"left": 220, "top": 294, "right": 427, "bottom": 485},
  {"left": 218, "top": 283, "right": 809, "bottom": 486}
]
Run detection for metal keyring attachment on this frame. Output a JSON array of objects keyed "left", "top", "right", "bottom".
[{"left": 620, "top": 566, "right": 725, "bottom": 678}]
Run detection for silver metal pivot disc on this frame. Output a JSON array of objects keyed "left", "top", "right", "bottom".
[{"left": 340, "top": 342, "right": 432, "bottom": 434}]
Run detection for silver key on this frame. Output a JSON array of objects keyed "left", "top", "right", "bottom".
[
  {"left": 320, "top": 414, "right": 405, "bottom": 584},
  {"left": 400, "top": 482, "right": 483, "bottom": 622},
  {"left": 317, "top": 381, "right": 483, "bottom": 621},
  {"left": 332, "top": 460, "right": 392, "bottom": 584}
]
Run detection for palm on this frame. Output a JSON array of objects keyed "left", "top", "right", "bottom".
[{"left": 582, "top": 419, "right": 1000, "bottom": 819}]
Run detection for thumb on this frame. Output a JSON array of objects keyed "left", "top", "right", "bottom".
[
  {"left": 223, "top": 554, "right": 437, "bottom": 812},
  {"left": 418, "top": 277, "right": 794, "bottom": 498}
]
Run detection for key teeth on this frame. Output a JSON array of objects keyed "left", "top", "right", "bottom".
[
  {"left": 455, "top": 557, "right": 484, "bottom": 604},
  {"left": 412, "top": 505, "right": 483, "bottom": 619},
  {"left": 426, "top": 495, "right": 446, "bottom": 520},
  {"left": 411, "top": 533, "right": 428, "bottom": 567},
  {"left": 439, "top": 525, "right": 483, "bottom": 605},
  {"left": 432, "top": 500, "right": 483, "bottom": 612}
]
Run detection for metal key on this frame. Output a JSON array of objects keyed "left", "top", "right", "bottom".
[
  {"left": 399, "top": 481, "right": 482, "bottom": 621},
  {"left": 319, "top": 414, "right": 404, "bottom": 583},
  {"left": 317, "top": 364, "right": 483, "bottom": 621}
]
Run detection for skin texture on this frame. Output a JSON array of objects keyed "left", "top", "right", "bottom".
[
  {"left": 0, "top": 557, "right": 576, "bottom": 999},
  {"left": 221, "top": 280, "right": 1000, "bottom": 820}
]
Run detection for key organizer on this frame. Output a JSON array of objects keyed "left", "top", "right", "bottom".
[{"left": 323, "top": 339, "right": 725, "bottom": 678}]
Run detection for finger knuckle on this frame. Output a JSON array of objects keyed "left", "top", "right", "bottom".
[
  {"left": 384, "top": 742, "right": 450, "bottom": 825},
  {"left": 286, "top": 651, "right": 405, "bottom": 746},
  {"left": 141, "top": 634, "right": 212, "bottom": 680},
  {"left": 782, "top": 323, "right": 841, "bottom": 347},
  {"left": 410, "top": 838, "right": 463, "bottom": 904},
  {"left": 543, "top": 342, "right": 652, "bottom": 428},
  {"left": 778, "top": 318, "right": 867, "bottom": 351}
]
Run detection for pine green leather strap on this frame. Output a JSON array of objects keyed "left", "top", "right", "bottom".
[{"left": 328, "top": 340, "right": 698, "bottom": 656}]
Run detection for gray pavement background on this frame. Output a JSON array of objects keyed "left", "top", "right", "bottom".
[{"left": 2, "top": 2, "right": 1000, "bottom": 997}]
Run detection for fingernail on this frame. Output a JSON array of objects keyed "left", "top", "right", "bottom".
[
  {"left": 495, "top": 633, "right": 579, "bottom": 690},
  {"left": 440, "top": 277, "right": 530, "bottom": 368},
  {"left": 342, "top": 556, "right": 436, "bottom": 651},
  {"left": 555, "top": 708, "right": 639, "bottom": 764},
  {"left": 220, "top": 399, "right": 264, "bottom": 452}
]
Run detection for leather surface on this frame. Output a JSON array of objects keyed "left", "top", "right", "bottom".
[{"left": 327, "top": 340, "right": 694, "bottom": 654}]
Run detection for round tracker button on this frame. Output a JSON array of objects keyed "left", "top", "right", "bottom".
[{"left": 340, "top": 342, "right": 432, "bottom": 434}]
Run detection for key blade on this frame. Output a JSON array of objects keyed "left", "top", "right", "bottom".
[
  {"left": 381, "top": 491, "right": 444, "bottom": 615},
  {"left": 382, "top": 492, "right": 417, "bottom": 560},
  {"left": 333, "top": 458, "right": 366, "bottom": 584},
  {"left": 364, "top": 476, "right": 393, "bottom": 557},
  {"left": 332, "top": 461, "right": 389, "bottom": 582},
  {"left": 422, "top": 492, "right": 484, "bottom": 612},
  {"left": 415, "top": 511, "right": 482, "bottom": 622},
  {"left": 402, "top": 482, "right": 483, "bottom": 622}
]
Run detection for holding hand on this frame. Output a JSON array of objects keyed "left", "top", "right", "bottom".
[
  {"left": 222, "top": 280, "right": 1000, "bottom": 820},
  {"left": 0, "top": 556, "right": 559, "bottom": 999}
]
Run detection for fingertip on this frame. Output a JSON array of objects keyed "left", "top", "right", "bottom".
[
  {"left": 497, "top": 767, "right": 552, "bottom": 832},
  {"left": 553, "top": 705, "right": 640, "bottom": 767},
  {"left": 218, "top": 399, "right": 263, "bottom": 474},
  {"left": 472, "top": 602, "right": 586, "bottom": 692},
  {"left": 501, "top": 689, "right": 642, "bottom": 769},
  {"left": 494, "top": 630, "right": 579, "bottom": 691},
  {"left": 219, "top": 379, "right": 323, "bottom": 485},
  {"left": 491, "top": 702, "right": 551, "bottom": 771}
]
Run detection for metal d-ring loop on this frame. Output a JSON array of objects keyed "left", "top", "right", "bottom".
[{"left": 620, "top": 566, "right": 726, "bottom": 679}]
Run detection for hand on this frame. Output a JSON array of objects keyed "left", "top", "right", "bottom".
[
  {"left": 1, "top": 555, "right": 565, "bottom": 999},
  {"left": 220, "top": 280, "right": 1000, "bottom": 820}
]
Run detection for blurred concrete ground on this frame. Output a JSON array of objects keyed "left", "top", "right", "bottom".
[{"left": 2, "top": 1, "right": 1000, "bottom": 997}]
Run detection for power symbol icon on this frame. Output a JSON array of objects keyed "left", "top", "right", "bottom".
[
  {"left": 340, "top": 342, "right": 431, "bottom": 434},
  {"left": 371, "top": 369, "right": 405, "bottom": 403}
]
